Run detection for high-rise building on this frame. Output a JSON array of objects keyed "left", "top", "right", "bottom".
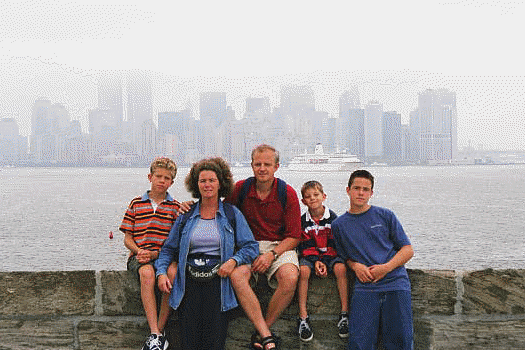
[
  {"left": 245, "top": 97, "right": 270, "bottom": 117},
  {"left": 416, "top": 89, "right": 457, "bottom": 161},
  {"left": 364, "top": 101, "right": 383, "bottom": 159},
  {"left": 382, "top": 111, "right": 402, "bottom": 162},
  {"left": 0, "top": 118, "right": 26, "bottom": 164},
  {"left": 200, "top": 92, "right": 227, "bottom": 127},
  {"left": 127, "top": 70, "right": 153, "bottom": 156},
  {"left": 98, "top": 72, "right": 123, "bottom": 125},
  {"left": 339, "top": 88, "right": 364, "bottom": 157},
  {"left": 280, "top": 85, "right": 315, "bottom": 116}
]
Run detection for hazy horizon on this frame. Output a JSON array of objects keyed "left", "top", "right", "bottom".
[{"left": 1, "top": 0, "right": 524, "bottom": 150}]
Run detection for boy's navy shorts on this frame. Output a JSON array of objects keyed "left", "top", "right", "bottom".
[
  {"left": 299, "top": 255, "right": 345, "bottom": 274},
  {"left": 347, "top": 290, "right": 413, "bottom": 350}
]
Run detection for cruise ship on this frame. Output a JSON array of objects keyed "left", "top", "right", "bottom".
[{"left": 287, "top": 144, "right": 363, "bottom": 172}]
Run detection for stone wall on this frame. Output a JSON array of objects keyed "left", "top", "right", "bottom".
[{"left": 1, "top": 269, "right": 524, "bottom": 349}]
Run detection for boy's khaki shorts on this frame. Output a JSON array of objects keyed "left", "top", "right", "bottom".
[{"left": 252, "top": 240, "right": 299, "bottom": 289}]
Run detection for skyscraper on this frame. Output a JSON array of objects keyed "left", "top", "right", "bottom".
[
  {"left": 382, "top": 111, "right": 402, "bottom": 161},
  {"left": 364, "top": 101, "right": 383, "bottom": 159},
  {"left": 200, "top": 92, "right": 227, "bottom": 127},
  {"left": 416, "top": 89, "right": 457, "bottom": 161},
  {"left": 127, "top": 70, "right": 153, "bottom": 156},
  {"left": 339, "top": 88, "right": 364, "bottom": 156}
]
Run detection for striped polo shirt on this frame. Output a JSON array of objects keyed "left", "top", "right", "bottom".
[{"left": 119, "top": 191, "right": 180, "bottom": 255}]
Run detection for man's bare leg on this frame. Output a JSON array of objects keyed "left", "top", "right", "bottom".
[
  {"left": 230, "top": 265, "right": 272, "bottom": 340},
  {"left": 265, "top": 263, "right": 299, "bottom": 328}
]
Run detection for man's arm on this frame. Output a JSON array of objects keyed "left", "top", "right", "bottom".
[{"left": 368, "top": 245, "right": 414, "bottom": 283}]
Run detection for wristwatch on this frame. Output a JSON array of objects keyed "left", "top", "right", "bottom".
[{"left": 270, "top": 249, "right": 279, "bottom": 260}]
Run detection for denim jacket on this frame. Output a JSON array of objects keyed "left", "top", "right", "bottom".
[{"left": 155, "top": 200, "right": 259, "bottom": 311}]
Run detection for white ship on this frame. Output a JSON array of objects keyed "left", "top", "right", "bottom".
[{"left": 287, "top": 144, "right": 363, "bottom": 172}]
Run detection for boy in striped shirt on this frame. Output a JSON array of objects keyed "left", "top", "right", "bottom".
[{"left": 120, "top": 157, "right": 180, "bottom": 350}]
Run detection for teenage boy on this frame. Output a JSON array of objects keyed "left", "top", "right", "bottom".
[
  {"left": 297, "top": 180, "right": 349, "bottom": 342},
  {"left": 120, "top": 157, "right": 180, "bottom": 350},
  {"left": 227, "top": 144, "right": 302, "bottom": 350},
  {"left": 332, "top": 169, "right": 414, "bottom": 350}
]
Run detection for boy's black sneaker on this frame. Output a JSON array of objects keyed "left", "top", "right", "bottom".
[
  {"left": 297, "top": 317, "right": 314, "bottom": 342},
  {"left": 337, "top": 313, "right": 349, "bottom": 338},
  {"left": 141, "top": 333, "right": 168, "bottom": 350}
]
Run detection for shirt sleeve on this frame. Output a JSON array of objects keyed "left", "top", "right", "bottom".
[
  {"left": 119, "top": 199, "right": 136, "bottom": 234},
  {"left": 283, "top": 185, "right": 302, "bottom": 239}
]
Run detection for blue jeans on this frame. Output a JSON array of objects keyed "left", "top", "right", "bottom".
[{"left": 347, "top": 290, "right": 413, "bottom": 350}]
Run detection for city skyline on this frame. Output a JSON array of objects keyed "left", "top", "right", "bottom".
[{"left": 1, "top": 1, "right": 524, "bottom": 151}]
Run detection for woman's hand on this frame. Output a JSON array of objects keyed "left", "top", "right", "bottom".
[
  {"left": 158, "top": 274, "right": 172, "bottom": 294},
  {"left": 178, "top": 201, "right": 195, "bottom": 214},
  {"left": 217, "top": 259, "right": 237, "bottom": 277}
]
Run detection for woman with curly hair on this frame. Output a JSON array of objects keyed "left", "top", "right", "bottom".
[{"left": 156, "top": 157, "right": 259, "bottom": 350}]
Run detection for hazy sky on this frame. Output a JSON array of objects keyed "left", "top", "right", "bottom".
[{"left": 1, "top": 0, "right": 524, "bottom": 150}]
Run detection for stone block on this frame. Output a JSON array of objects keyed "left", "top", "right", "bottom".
[
  {"left": 0, "top": 271, "right": 95, "bottom": 316},
  {"left": 99, "top": 270, "right": 144, "bottom": 316},
  {"left": 427, "top": 316, "right": 525, "bottom": 349},
  {"left": 462, "top": 269, "right": 525, "bottom": 315},
  {"left": 299, "top": 273, "right": 355, "bottom": 317},
  {"left": 409, "top": 269, "right": 457, "bottom": 316},
  {"left": 0, "top": 318, "right": 74, "bottom": 349},
  {"left": 77, "top": 319, "right": 149, "bottom": 350}
]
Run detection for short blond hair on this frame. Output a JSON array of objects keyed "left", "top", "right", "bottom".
[
  {"left": 150, "top": 157, "right": 177, "bottom": 180},
  {"left": 251, "top": 144, "right": 279, "bottom": 164},
  {"left": 301, "top": 180, "right": 324, "bottom": 197}
]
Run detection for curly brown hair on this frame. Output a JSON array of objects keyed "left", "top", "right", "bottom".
[{"left": 185, "top": 157, "right": 235, "bottom": 199}]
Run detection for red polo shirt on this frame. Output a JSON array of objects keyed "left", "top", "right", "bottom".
[{"left": 225, "top": 178, "right": 302, "bottom": 241}]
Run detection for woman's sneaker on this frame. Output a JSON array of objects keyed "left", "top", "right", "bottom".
[
  {"left": 337, "top": 312, "right": 349, "bottom": 338},
  {"left": 297, "top": 317, "right": 314, "bottom": 342},
  {"left": 141, "top": 333, "right": 168, "bottom": 350}
]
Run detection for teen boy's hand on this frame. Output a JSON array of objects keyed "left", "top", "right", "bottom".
[
  {"left": 349, "top": 261, "right": 374, "bottom": 283},
  {"left": 314, "top": 261, "right": 327, "bottom": 277},
  {"left": 368, "top": 264, "right": 390, "bottom": 283}
]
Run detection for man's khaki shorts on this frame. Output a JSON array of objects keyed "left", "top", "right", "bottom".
[{"left": 252, "top": 240, "right": 299, "bottom": 289}]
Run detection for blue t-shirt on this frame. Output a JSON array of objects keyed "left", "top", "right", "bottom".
[{"left": 332, "top": 205, "right": 412, "bottom": 292}]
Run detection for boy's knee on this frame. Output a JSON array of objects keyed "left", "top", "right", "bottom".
[
  {"left": 299, "top": 265, "right": 311, "bottom": 279},
  {"left": 138, "top": 264, "right": 156, "bottom": 283}
]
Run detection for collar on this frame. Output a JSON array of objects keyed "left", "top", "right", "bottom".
[
  {"left": 188, "top": 200, "right": 226, "bottom": 220},
  {"left": 305, "top": 206, "right": 330, "bottom": 222},
  {"left": 141, "top": 191, "right": 174, "bottom": 202}
]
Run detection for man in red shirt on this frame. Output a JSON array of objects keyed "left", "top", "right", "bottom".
[{"left": 227, "top": 144, "right": 302, "bottom": 350}]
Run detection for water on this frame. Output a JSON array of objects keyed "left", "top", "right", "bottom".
[{"left": 1, "top": 165, "right": 524, "bottom": 272}]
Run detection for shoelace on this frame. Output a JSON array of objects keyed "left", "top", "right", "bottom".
[
  {"left": 147, "top": 336, "right": 163, "bottom": 350},
  {"left": 299, "top": 320, "right": 310, "bottom": 333}
]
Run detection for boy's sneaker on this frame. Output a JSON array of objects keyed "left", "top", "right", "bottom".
[
  {"left": 297, "top": 317, "right": 314, "bottom": 342},
  {"left": 141, "top": 333, "right": 168, "bottom": 350},
  {"left": 337, "top": 313, "right": 349, "bottom": 338}
]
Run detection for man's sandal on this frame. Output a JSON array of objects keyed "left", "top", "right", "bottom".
[
  {"left": 261, "top": 335, "right": 279, "bottom": 350},
  {"left": 250, "top": 332, "right": 263, "bottom": 350}
]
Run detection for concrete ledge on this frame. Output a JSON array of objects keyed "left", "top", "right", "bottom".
[{"left": 1, "top": 269, "right": 525, "bottom": 349}]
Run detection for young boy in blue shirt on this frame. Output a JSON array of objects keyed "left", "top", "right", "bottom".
[
  {"left": 297, "top": 180, "right": 349, "bottom": 342},
  {"left": 332, "top": 170, "right": 414, "bottom": 350}
]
